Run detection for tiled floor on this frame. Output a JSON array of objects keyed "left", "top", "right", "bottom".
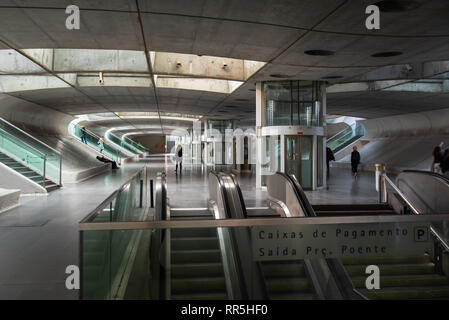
[{"left": 0, "top": 157, "right": 381, "bottom": 299}]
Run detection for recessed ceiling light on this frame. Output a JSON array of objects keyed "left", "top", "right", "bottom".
[
  {"left": 371, "top": 51, "right": 403, "bottom": 57},
  {"left": 373, "top": 0, "right": 421, "bottom": 12},
  {"left": 304, "top": 50, "right": 335, "bottom": 56}
]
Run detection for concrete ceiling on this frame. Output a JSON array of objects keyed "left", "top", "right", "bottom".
[{"left": 1, "top": 0, "right": 449, "bottom": 133}]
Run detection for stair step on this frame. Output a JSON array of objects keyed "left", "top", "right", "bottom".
[
  {"left": 171, "top": 263, "right": 224, "bottom": 278},
  {"left": 345, "top": 263, "right": 436, "bottom": 276},
  {"left": 171, "top": 228, "right": 218, "bottom": 238},
  {"left": 265, "top": 277, "right": 311, "bottom": 293},
  {"left": 171, "top": 277, "right": 226, "bottom": 294},
  {"left": 171, "top": 249, "right": 222, "bottom": 264},
  {"left": 358, "top": 286, "right": 449, "bottom": 300},
  {"left": 341, "top": 255, "right": 430, "bottom": 265},
  {"left": 269, "top": 293, "right": 315, "bottom": 300},
  {"left": 171, "top": 292, "right": 228, "bottom": 300},
  {"left": 351, "top": 274, "right": 449, "bottom": 288},
  {"left": 171, "top": 237, "right": 219, "bottom": 250},
  {"left": 262, "top": 262, "right": 306, "bottom": 277}
]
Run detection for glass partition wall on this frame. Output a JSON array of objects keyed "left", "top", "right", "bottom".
[{"left": 256, "top": 80, "right": 326, "bottom": 190}]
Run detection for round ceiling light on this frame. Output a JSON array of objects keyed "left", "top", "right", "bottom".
[
  {"left": 304, "top": 50, "right": 335, "bottom": 56},
  {"left": 373, "top": 1, "right": 421, "bottom": 12},
  {"left": 371, "top": 51, "right": 403, "bottom": 57}
]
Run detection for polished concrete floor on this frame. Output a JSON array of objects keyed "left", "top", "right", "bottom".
[{"left": 0, "top": 156, "right": 380, "bottom": 299}]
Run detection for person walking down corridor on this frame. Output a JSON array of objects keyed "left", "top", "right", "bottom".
[
  {"left": 97, "top": 136, "right": 105, "bottom": 154},
  {"left": 80, "top": 125, "right": 88, "bottom": 144},
  {"left": 326, "top": 147, "right": 335, "bottom": 178},
  {"left": 351, "top": 146, "right": 361, "bottom": 179},
  {"left": 175, "top": 144, "right": 183, "bottom": 173},
  {"left": 431, "top": 142, "right": 444, "bottom": 173}
]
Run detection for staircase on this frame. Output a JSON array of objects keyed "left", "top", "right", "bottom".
[
  {"left": 170, "top": 227, "right": 228, "bottom": 300},
  {"left": 0, "top": 151, "right": 59, "bottom": 192},
  {"left": 260, "top": 261, "right": 316, "bottom": 300},
  {"left": 342, "top": 254, "right": 449, "bottom": 299}
]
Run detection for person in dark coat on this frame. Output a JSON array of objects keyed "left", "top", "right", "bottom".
[
  {"left": 441, "top": 149, "right": 449, "bottom": 177},
  {"left": 326, "top": 147, "right": 335, "bottom": 178},
  {"left": 351, "top": 146, "right": 361, "bottom": 178}
]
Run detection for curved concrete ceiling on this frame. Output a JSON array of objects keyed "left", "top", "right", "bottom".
[{"left": 1, "top": 0, "right": 449, "bottom": 132}]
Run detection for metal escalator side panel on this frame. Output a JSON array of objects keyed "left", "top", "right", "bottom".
[
  {"left": 396, "top": 170, "right": 449, "bottom": 214},
  {"left": 266, "top": 172, "right": 307, "bottom": 217}
]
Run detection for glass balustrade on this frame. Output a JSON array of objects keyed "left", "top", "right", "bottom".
[
  {"left": 70, "top": 123, "right": 122, "bottom": 164},
  {"left": 123, "top": 136, "right": 148, "bottom": 153},
  {"left": 0, "top": 117, "right": 61, "bottom": 186},
  {"left": 327, "top": 123, "right": 365, "bottom": 154},
  {"left": 106, "top": 131, "right": 140, "bottom": 155},
  {"left": 79, "top": 214, "right": 449, "bottom": 300}
]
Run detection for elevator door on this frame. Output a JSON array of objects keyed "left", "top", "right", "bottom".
[{"left": 284, "top": 135, "right": 313, "bottom": 189}]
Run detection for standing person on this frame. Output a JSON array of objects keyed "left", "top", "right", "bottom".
[
  {"left": 431, "top": 142, "right": 444, "bottom": 173},
  {"left": 97, "top": 136, "right": 105, "bottom": 154},
  {"left": 80, "top": 125, "right": 87, "bottom": 144},
  {"left": 351, "top": 146, "right": 361, "bottom": 179},
  {"left": 175, "top": 143, "right": 183, "bottom": 173},
  {"left": 326, "top": 147, "right": 335, "bottom": 178},
  {"left": 440, "top": 149, "right": 449, "bottom": 177}
]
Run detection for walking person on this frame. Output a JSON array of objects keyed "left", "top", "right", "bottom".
[
  {"left": 431, "top": 142, "right": 444, "bottom": 173},
  {"left": 80, "top": 125, "right": 88, "bottom": 144},
  {"left": 326, "top": 147, "right": 335, "bottom": 178},
  {"left": 97, "top": 136, "right": 105, "bottom": 154},
  {"left": 351, "top": 146, "right": 361, "bottom": 179},
  {"left": 175, "top": 143, "right": 183, "bottom": 173}
]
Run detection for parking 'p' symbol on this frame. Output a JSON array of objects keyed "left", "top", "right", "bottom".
[{"left": 414, "top": 227, "right": 429, "bottom": 242}]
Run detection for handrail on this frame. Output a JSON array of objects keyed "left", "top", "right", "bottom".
[
  {"left": 0, "top": 127, "right": 47, "bottom": 158},
  {"left": 0, "top": 117, "right": 61, "bottom": 155},
  {"left": 79, "top": 168, "right": 144, "bottom": 223},
  {"left": 382, "top": 172, "right": 449, "bottom": 252},
  {"left": 327, "top": 123, "right": 354, "bottom": 142},
  {"left": 402, "top": 169, "right": 449, "bottom": 185}
]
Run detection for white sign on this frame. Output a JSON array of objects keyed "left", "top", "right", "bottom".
[{"left": 251, "top": 223, "right": 431, "bottom": 261}]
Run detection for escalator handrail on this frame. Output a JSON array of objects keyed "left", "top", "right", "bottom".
[
  {"left": 401, "top": 169, "right": 449, "bottom": 185},
  {"left": 284, "top": 172, "right": 368, "bottom": 300},
  {"left": 209, "top": 171, "right": 269, "bottom": 299},
  {"left": 223, "top": 172, "right": 248, "bottom": 218},
  {"left": 155, "top": 172, "right": 167, "bottom": 221},
  {"left": 385, "top": 172, "right": 449, "bottom": 252},
  {"left": 209, "top": 171, "right": 233, "bottom": 219}
]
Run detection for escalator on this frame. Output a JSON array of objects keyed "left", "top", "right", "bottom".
[
  {"left": 0, "top": 151, "right": 58, "bottom": 191},
  {"left": 327, "top": 123, "right": 365, "bottom": 154},
  {"left": 0, "top": 117, "right": 61, "bottom": 191},
  {"left": 266, "top": 171, "right": 449, "bottom": 300},
  {"left": 153, "top": 172, "right": 229, "bottom": 300},
  {"left": 216, "top": 172, "right": 328, "bottom": 300}
]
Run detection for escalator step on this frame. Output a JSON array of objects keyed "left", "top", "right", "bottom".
[
  {"left": 341, "top": 255, "right": 430, "bottom": 265},
  {"left": 358, "top": 286, "right": 449, "bottom": 300},
  {"left": 171, "top": 277, "right": 226, "bottom": 294},
  {"left": 171, "top": 292, "right": 228, "bottom": 300},
  {"left": 171, "top": 228, "right": 217, "bottom": 238},
  {"left": 171, "top": 237, "right": 219, "bottom": 251},
  {"left": 269, "top": 293, "right": 315, "bottom": 300},
  {"left": 171, "top": 249, "right": 221, "bottom": 264},
  {"left": 351, "top": 274, "right": 449, "bottom": 288},
  {"left": 172, "top": 263, "right": 224, "bottom": 278},
  {"left": 265, "top": 277, "right": 311, "bottom": 293},
  {"left": 262, "top": 263, "right": 306, "bottom": 277},
  {"left": 345, "top": 263, "right": 435, "bottom": 276}
]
